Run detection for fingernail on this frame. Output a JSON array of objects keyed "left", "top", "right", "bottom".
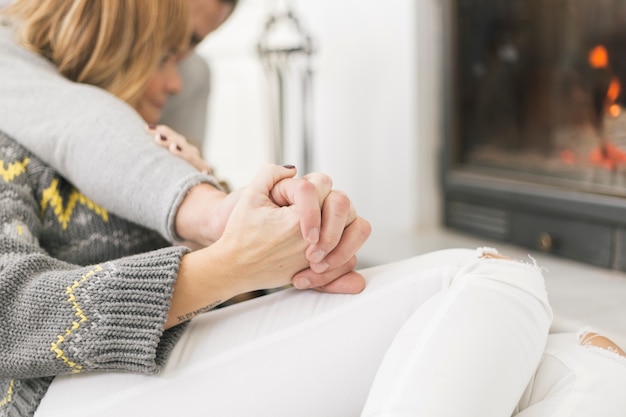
[
  {"left": 159, "top": 134, "right": 167, "bottom": 141},
  {"left": 312, "top": 262, "right": 329, "bottom": 273},
  {"left": 175, "top": 145, "right": 182, "bottom": 151},
  {"left": 148, "top": 124, "right": 157, "bottom": 129},
  {"left": 309, "top": 250, "right": 325, "bottom": 263},
  {"left": 293, "top": 277, "right": 311, "bottom": 289},
  {"left": 307, "top": 228, "right": 319, "bottom": 243},
  {"left": 282, "top": 164, "right": 296, "bottom": 169}
]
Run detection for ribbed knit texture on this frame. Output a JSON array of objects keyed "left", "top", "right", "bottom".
[{"left": 0, "top": 131, "right": 189, "bottom": 416}]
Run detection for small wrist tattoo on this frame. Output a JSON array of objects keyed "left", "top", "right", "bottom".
[{"left": 177, "top": 300, "right": 223, "bottom": 323}]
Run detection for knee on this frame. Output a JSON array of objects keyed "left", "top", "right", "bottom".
[
  {"left": 472, "top": 247, "right": 552, "bottom": 318},
  {"left": 479, "top": 252, "right": 514, "bottom": 261},
  {"left": 580, "top": 332, "right": 626, "bottom": 357},
  {"left": 477, "top": 247, "right": 522, "bottom": 262}
]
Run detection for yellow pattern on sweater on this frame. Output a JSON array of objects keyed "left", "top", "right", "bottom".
[
  {"left": 40, "top": 179, "right": 109, "bottom": 229},
  {"left": 0, "top": 158, "right": 29, "bottom": 182},
  {"left": 50, "top": 265, "right": 103, "bottom": 373},
  {"left": 0, "top": 380, "right": 14, "bottom": 408}
]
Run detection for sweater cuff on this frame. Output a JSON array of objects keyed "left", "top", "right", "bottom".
[
  {"left": 70, "top": 246, "right": 189, "bottom": 374},
  {"left": 165, "top": 173, "right": 223, "bottom": 243}
]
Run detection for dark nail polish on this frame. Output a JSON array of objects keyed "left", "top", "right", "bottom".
[
  {"left": 175, "top": 145, "right": 182, "bottom": 151},
  {"left": 160, "top": 134, "right": 167, "bottom": 141},
  {"left": 282, "top": 164, "right": 296, "bottom": 169}
]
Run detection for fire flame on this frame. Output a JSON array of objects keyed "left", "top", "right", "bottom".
[
  {"left": 589, "top": 44, "right": 621, "bottom": 118},
  {"left": 589, "top": 45, "right": 609, "bottom": 69},
  {"left": 562, "top": 44, "right": 626, "bottom": 169},
  {"left": 607, "top": 79, "right": 622, "bottom": 117}
]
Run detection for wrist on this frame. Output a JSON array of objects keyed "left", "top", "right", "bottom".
[
  {"left": 165, "top": 245, "right": 239, "bottom": 329},
  {"left": 174, "top": 183, "right": 228, "bottom": 245}
]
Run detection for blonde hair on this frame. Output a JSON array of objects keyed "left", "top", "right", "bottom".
[{"left": 4, "top": 0, "right": 191, "bottom": 106}]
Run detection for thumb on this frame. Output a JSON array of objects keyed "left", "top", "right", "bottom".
[{"left": 249, "top": 164, "right": 298, "bottom": 196}]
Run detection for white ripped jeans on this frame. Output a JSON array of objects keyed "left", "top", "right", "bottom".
[{"left": 36, "top": 248, "right": 553, "bottom": 417}]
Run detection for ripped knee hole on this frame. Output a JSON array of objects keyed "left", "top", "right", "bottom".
[
  {"left": 480, "top": 252, "right": 516, "bottom": 261},
  {"left": 580, "top": 332, "right": 626, "bottom": 357}
]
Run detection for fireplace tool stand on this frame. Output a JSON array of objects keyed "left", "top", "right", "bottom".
[{"left": 257, "top": 7, "right": 315, "bottom": 173}]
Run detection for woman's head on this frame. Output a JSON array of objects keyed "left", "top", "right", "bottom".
[
  {"left": 5, "top": 0, "right": 191, "bottom": 112},
  {"left": 188, "top": 0, "right": 238, "bottom": 47}
]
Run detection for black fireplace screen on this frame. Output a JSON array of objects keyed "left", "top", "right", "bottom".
[{"left": 456, "top": 0, "right": 626, "bottom": 196}]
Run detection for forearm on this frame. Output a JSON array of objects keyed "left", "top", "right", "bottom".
[
  {"left": 3, "top": 84, "right": 218, "bottom": 242},
  {"left": 0, "top": 27, "right": 222, "bottom": 242},
  {"left": 173, "top": 183, "right": 243, "bottom": 246},
  {"left": 165, "top": 236, "right": 282, "bottom": 330},
  {"left": 165, "top": 243, "right": 235, "bottom": 329},
  {"left": 165, "top": 235, "right": 306, "bottom": 329}
]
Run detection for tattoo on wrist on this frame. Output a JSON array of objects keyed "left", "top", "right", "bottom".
[{"left": 177, "top": 300, "right": 223, "bottom": 322}]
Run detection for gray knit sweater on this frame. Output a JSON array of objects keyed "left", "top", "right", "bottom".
[
  {"left": 0, "top": 130, "right": 189, "bottom": 416},
  {"left": 0, "top": 20, "right": 220, "bottom": 242}
]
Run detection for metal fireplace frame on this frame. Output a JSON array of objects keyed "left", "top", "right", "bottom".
[{"left": 440, "top": 0, "right": 626, "bottom": 270}]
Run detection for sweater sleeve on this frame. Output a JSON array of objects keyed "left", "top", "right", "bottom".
[
  {"left": 0, "top": 23, "right": 221, "bottom": 242},
  {"left": 0, "top": 224, "right": 189, "bottom": 380},
  {"left": 0, "top": 146, "right": 189, "bottom": 380},
  {"left": 0, "top": 246, "right": 189, "bottom": 417},
  {"left": 0, "top": 248, "right": 189, "bottom": 378}
]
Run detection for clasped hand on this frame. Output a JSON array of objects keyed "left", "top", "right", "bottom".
[
  {"left": 153, "top": 125, "right": 371, "bottom": 295},
  {"left": 219, "top": 164, "right": 371, "bottom": 295}
]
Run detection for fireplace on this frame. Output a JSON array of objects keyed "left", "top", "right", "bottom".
[{"left": 441, "top": 0, "right": 626, "bottom": 270}]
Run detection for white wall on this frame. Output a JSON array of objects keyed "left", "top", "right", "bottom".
[{"left": 197, "top": 0, "right": 444, "bottom": 237}]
